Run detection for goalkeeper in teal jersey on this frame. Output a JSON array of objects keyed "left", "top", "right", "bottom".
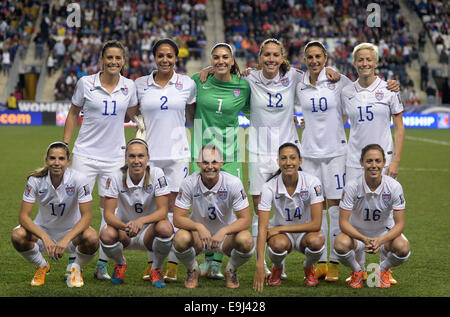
[
  {"left": 187, "top": 42, "right": 250, "bottom": 280},
  {"left": 189, "top": 43, "right": 250, "bottom": 181}
]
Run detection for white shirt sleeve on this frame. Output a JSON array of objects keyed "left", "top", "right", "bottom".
[
  {"left": 174, "top": 178, "right": 193, "bottom": 210},
  {"left": 103, "top": 174, "right": 120, "bottom": 199},
  {"left": 392, "top": 181, "right": 406, "bottom": 211},
  {"left": 231, "top": 180, "right": 249, "bottom": 212},
  {"left": 339, "top": 181, "right": 356, "bottom": 211},
  {"left": 258, "top": 182, "right": 273, "bottom": 212},
  {"left": 389, "top": 91, "right": 404, "bottom": 115},
  {"left": 187, "top": 77, "right": 197, "bottom": 105},
  {"left": 76, "top": 174, "right": 93, "bottom": 203},
  {"left": 22, "top": 177, "right": 37, "bottom": 203},
  {"left": 309, "top": 176, "right": 325, "bottom": 205},
  {"left": 71, "top": 77, "right": 86, "bottom": 107},
  {"left": 154, "top": 168, "right": 170, "bottom": 197},
  {"left": 128, "top": 81, "right": 138, "bottom": 108}
]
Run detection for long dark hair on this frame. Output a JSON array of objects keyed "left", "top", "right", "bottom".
[
  {"left": 28, "top": 142, "right": 70, "bottom": 179},
  {"left": 266, "top": 142, "right": 302, "bottom": 182}
]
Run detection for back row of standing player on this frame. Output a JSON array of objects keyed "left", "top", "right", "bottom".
[{"left": 60, "top": 38, "right": 404, "bottom": 284}]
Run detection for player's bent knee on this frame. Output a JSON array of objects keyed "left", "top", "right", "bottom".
[
  {"left": 80, "top": 227, "right": 100, "bottom": 252},
  {"left": 392, "top": 236, "right": 410, "bottom": 257},
  {"left": 99, "top": 225, "right": 120, "bottom": 245},
  {"left": 11, "top": 226, "right": 29, "bottom": 249},
  {"left": 268, "top": 234, "right": 290, "bottom": 254},
  {"left": 234, "top": 230, "right": 254, "bottom": 253},
  {"left": 334, "top": 233, "right": 352, "bottom": 254},
  {"left": 173, "top": 229, "right": 192, "bottom": 252},
  {"left": 154, "top": 219, "right": 174, "bottom": 238},
  {"left": 306, "top": 232, "right": 325, "bottom": 251}
]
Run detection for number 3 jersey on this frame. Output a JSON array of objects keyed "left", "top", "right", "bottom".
[
  {"left": 71, "top": 72, "right": 138, "bottom": 162},
  {"left": 175, "top": 171, "right": 249, "bottom": 235},
  {"left": 341, "top": 77, "right": 404, "bottom": 168},
  {"left": 103, "top": 167, "right": 170, "bottom": 223},
  {"left": 339, "top": 175, "right": 406, "bottom": 237},
  {"left": 258, "top": 171, "right": 324, "bottom": 227},
  {"left": 22, "top": 168, "right": 92, "bottom": 232}
]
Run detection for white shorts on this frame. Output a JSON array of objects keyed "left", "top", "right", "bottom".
[
  {"left": 123, "top": 224, "right": 152, "bottom": 251},
  {"left": 71, "top": 154, "right": 123, "bottom": 197},
  {"left": 149, "top": 159, "right": 189, "bottom": 192},
  {"left": 301, "top": 155, "right": 346, "bottom": 200},
  {"left": 248, "top": 152, "right": 279, "bottom": 195},
  {"left": 15, "top": 225, "right": 77, "bottom": 254}
]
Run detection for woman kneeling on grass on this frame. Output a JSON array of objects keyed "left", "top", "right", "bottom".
[
  {"left": 11, "top": 142, "right": 99, "bottom": 288},
  {"left": 334, "top": 144, "right": 410, "bottom": 288},
  {"left": 253, "top": 143, "right": 325, "bottom": 292}
]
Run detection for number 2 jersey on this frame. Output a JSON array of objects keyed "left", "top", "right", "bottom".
[
  {"left": 22, "top": 168, "right": 92, "bottom": 232},
  {"left": 258, "top": 171, "right": 324, "bottom": 227},
  {"left": 103, "top": 167, "right": 170, "bottom": 223},
  {"left": 341, "top": 77, "right": 404, "bottom": 168},
  {"left": 339, "top": 175, "right": 406, "bottom": 237}
]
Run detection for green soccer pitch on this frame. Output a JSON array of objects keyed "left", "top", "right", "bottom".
[{"left": 1, "top": 126, "right": 449, "bottom": 299}]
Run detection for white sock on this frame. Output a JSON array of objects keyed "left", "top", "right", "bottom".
[
  {"left": 168, "top": 247, "right": 178, "bottom": 264},
  {"left": 355, "top": 241, "right": 366, "bottom": 271},
  {"left": 152, "top": 235, "right": 174, "bottom": 270},
  {"left": 147, "top": 250, "right": 154, "bottom": 263},
  {"left": 336, "top": 249, "right": 361, "bottom": 272},
  {"left": 74, "top": 246, "right": 95, "bottom": 267},
  {"left": 328, "top": 205, "right": 340, "bottom": 263},
  {"left": 380, "top": 249, "right": 410, "bottom": 272},
  {"left": 174, "top": 246, "right": 197, "bottom": 270},
  {"left": 319, "top": 209, "right": 328, "bottom": 262},
  {"left": 98, "top": 207, "right": 109, "bottom": 262},
  {"left": 252, "top": 211, "right": 259, "bottom": 240},
  {"left": 229, "top": 247, "right": 255, "bottom": 269},
  {"left": 304, "top": 246, "right": 325, "bottom": 268},
  {"left": 100, "top": 241, "right": 126, "bottom": 265},
  {"left": 20, "top": 243, "right": 47, "bottom": 267},
  {"left": 267, "top": 246, "right": 287, "bottom": 268}
]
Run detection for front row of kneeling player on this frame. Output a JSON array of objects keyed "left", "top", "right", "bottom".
[{"left": 12, "top": 140, "right": 410, "bottom": 289}]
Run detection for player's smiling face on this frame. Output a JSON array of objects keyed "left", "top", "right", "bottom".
[
  {"left": 278, "top": 146, "right": 302, "bottom": 177},
  {"left": 46, "top": 148, "right": 69, "bottom": 177},
  {"left": 211, "top": 46, "right": 234, "bottom": 77},
  {"left": 361, "top": 149, "right": 385, "bottom": 181},
  {"left": 259, "top": 42, "right": 283, "bottom": 79},
  {"left": 305, "top": 46, "right": 327, "bottom": 77},
  {"left": 198, "top": 148, "right": 224, "bottom": 185},
  {"left": 101, "top": 47, "right": 124, "bottom": 75},
  {"left": 354, "top": 49, "right": 378, "bottom": 78},
  {"left": 126, "top": 143, "right": 149, "bottom": 177},
  {"left": 155, "top": 43, "right": 176, "bottom": 75}
]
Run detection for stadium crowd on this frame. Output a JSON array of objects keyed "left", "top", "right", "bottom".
[{"left": 45, "top": 0, "right": 208, "bottom": 100}]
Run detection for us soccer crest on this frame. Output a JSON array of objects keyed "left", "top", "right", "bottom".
[
  {"left": 218, "top": 188, "right": 228, "bottom": 200},
  {"left": 281, "top": 77, "right": 289, "bottom": 87},
  {"left": 175, "top": 82, "right": 183, "bottom": 90},
  {"left": 300, "top": 189, "right": 310, "bottom": 201},
  {"left": 382, "top": 192, "right": 391, "bottom": 203},
  {"left": 121, "top": 87, "right": 128, "bottom": 96},
  {"left": 375, "top": 90, "right": 384, "bottom": 101},
  {"left": 144, "top": 184, "right": 153, "bottom": 194},
  {"left": 327, "top": 82, "right": 336, "bottom": 90},
  {"left": 65, "top": 184, "right": 75, "bottom": 196},
  {"left": 233, "top": 89, "right": 241, "bottom": 98}
]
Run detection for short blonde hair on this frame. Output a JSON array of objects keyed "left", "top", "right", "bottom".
[{"left": 352, "top": 43, "right": 379, "bottom": 62}]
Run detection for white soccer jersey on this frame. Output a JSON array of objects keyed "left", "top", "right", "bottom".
[
  {"left": 175, "top": 171, "right": 249, "bottom": 235},
  {"left": 342, "top": 77, "right": 404, "bottom": 168},
  {"left": 296, "top": 68, "right": 352, "bottom": 158},
  {"left": 22, "top": 168, "right": 92, "bottom": 232},
  {"left": 339, "top": 175, "right": 406, "bottom": 237},
  {"left": 71, "top": 72, "right": 138, "bottom": 162},
  {"left": 135, "top": 71, "right": 196, "bottom": 160},
  {"left": 258, "top": 171, "right": 324, "bottom": 227},
  {"left": 246, "top": 68, "right": 302, "bottom": 156},
  {"left": 103, "top": 167, "right": 170, "bottom": 223}
]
